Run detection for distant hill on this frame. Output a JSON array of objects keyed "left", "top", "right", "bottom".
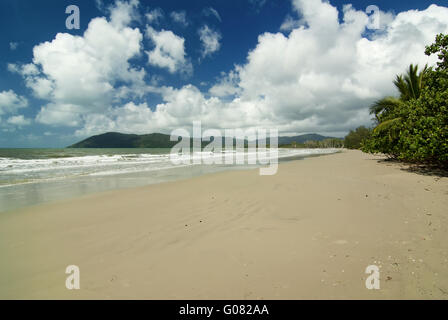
[
  {"left": 68, "top": 132, "right": 339, "bottom": 148},
  {"left": 68, "top": 132, "right": 180, "bottom": 148},
  {"left": 69, "top": 132, "right": 243, "bottom": 148}
]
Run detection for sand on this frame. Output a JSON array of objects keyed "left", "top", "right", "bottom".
[{"left": 0, "top": 150, "right": 447, "bottom": 299}]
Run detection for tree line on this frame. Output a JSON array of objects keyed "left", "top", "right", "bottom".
[{"left": 281, "top": 138, "right": 344, "bottom": 149}]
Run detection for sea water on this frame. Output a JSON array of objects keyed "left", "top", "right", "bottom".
[{"left": 0, "top": 148, "right": 340, "bottom": 212}]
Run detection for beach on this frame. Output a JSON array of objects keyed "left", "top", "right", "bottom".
[{"left": 0, "top": 149, "right": 447, "bottom": 299}]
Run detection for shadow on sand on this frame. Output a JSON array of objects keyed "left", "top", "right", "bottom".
[{"left": 374, "top": 157, "right": 448, "bottom": 178}]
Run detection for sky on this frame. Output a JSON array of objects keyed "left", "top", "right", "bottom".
[{"left": 0, "top": 0, "right": 447, "bottom": 148}]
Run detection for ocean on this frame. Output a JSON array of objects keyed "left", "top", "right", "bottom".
[{"left": 0, "top": 148, "right": 340, "bottom": 212}]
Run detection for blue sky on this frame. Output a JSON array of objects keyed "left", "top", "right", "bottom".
[{"left": 1, "top": 0, "right": 447, "bottom": 147}]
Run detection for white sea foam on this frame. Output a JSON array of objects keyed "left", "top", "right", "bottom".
[{"left": 0, "top": 149, "right": 340, "bottom": 187}]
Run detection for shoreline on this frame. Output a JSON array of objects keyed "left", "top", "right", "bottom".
[
  {"left": 1, "top": 150, "right": 447, "bottom": 299},
  {"left": 0, "top": 149, "right": 339, "bottom": 214}
]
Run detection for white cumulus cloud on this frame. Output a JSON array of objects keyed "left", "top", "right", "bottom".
[
  {"left": 0, "top": 90, "right": 28, "bottom": 115},
  {"left": 170, "top": 11, "right": 188, "bottom": 27},
  {"left": 280, "top": 15, "right": 302, "bottom": 32},
  {"left": 198, "top": 25, "right": 222, "bottom": 59},
  {"left": 146, "top": 8, "right": 164, "bottom": 24},
  {"left": 145, "top": 26, "right": 193, "bottom": 75},
  {"left": 7, "top": 115, "right": 32, "bottom": 126},
  {"left": 10, "top": 0, "right": 145, "bottom": 127},
  {"left": 209, "top": 69, "right": 242, "bottom": 98}
]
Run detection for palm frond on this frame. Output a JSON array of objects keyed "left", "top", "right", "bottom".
[
  {"left": 369, "top": 97, "right": 403, "bottom": 121},
  {"left": 373, "top": 117, "right": 402, "bottom": 133},
  {"left": 394, "top": 64, "right": 428, "bottom": 101},
  {"left": 393, "top": 75, "right": 408, "bottom": 100}
]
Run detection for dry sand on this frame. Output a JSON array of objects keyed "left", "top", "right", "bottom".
[{"left": 0, "top": 150, "right": 447, "bottom": 299}]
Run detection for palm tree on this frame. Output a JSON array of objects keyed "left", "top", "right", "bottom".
[
  {"left": 370, "top": 64, "right": 428, "bottom": 124},
  {"left": 394, "top": 64, "right": 428, "bottom": 101}
]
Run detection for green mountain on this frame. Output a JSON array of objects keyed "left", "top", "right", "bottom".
[
  {"left": 68, "top": 132, "right": 339, "bottom": 148},
  {"left": 68, "top": 132, "right": 243, "bottom": 148},
  {"left": 68, "top": 132, "right": 180, "bottom": 148}
]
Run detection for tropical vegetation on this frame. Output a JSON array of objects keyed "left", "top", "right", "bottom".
[
  {"left": 344, "top": 126, "right": 371, "bottom": 149},
  {"left": 361, "top": 33, "right": 448, "bottom": 167}
]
